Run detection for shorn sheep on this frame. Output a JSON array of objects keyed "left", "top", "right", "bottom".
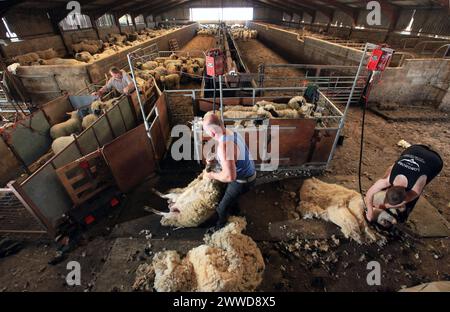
[
  {"left": 148, "top": 166, "right": 225, "bottom": 228},
  {"left": 49, "top": 111, "right": 82, "bottom": 139},
  {"left": 133, "top": 217, "right": 265, "bottom": 292},
  {"left": 297, "top": 178, "right": 386, "bottom": 245}
]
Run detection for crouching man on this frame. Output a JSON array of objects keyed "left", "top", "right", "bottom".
[
  {"left": 92, "top": 66, "right": 135, "bottom": 97},
  {"left": 365, "top": 144, "right": 443, "bottom": 229},
  {"left": 202, "top": 113, "right": 256, "bottom": 231}
]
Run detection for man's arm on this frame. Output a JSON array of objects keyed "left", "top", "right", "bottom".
[
  {"left": 205, "top": 141, "right": 237, "bottom": 183},
  {"left": 402, "top": 175, "right": 426, "bottom": 204},
  {"left": 93, "top": 80, "right": 112, "bottom": 97},
  {"left": 365, "top": 178, "right": 391, "bottom": 220},
  {"left": 123, "top": 73, "right": 135, "bottom": 94}
]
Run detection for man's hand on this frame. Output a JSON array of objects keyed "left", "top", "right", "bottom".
[
  {"left": 91, "top": 91, "right": 99, "bottom": 97},
  {"left": 123, "top": 87, "right": 129, "bottom": 95}
]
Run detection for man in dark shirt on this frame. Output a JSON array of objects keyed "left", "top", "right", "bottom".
[{"left": 365, "top": 144, "right": 443, "bottom": 228}]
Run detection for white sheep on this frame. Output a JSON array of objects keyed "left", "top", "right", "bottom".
[
  {"left": 148, "top": 167, "right": 225, "bottom": 228},
  {"left": 51, "top": 135, "right": 75, "bottom": 154},
  {"left": 288, "top": 95, "right": 307, "bottom": 110},
  {"left": 141, "top": 60, "right": 158, "bottom": 70},
  {"left": 298, "top": 178, "right": 385, "bottom": 244},
  {"left": 75, "top": 51, "right": 93, "bottom": 63},
  {"left": 36, "top": 48, "right": 57, "bottom": 60},
  {"left": 49, "top": 111, "right": 82, "bottom": 139},
  {"left": 269, "top": 108, "right": 300, "bottom": 119},
  {"left": 160, "top": 74, "right": 180, "bottom": 90},
  {"left": 13, "top": 52, "right": 40, "bottom": 66},
  {"left": 39, "top": 58, "right": 83, "bottom": 66},
  {"left": 91, "top": 99, "right": 116, "bottom": 114},
  {"left": 299, "top": 102, "right": 315, "bottom": 117},
  {"left": 81, "top": 114, "right": 98, "bottom": 130},
  {"left": 192, "top": 58, "right": 205, "bottom": 68}
]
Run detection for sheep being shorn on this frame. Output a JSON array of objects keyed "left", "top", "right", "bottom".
[
  {"left": 297, "top": 178, "right": 386, "bottom": 245},
  {"left": 148, "top": 168, "right": 225, "bottom": 228},
  {"left": 49, "top": 111, "right": 82, "bottom": 139},
  {"left": 133, "top": 217, "right": 265, "bottom": 292}
]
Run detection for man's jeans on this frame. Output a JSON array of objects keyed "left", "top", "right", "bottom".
[{"left": 216, "top": 180, "right": 256, "bottom": 226}]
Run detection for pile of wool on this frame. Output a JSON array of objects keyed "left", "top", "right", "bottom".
[
  {"left": 133, "top": 217, "right": 265, "bottom": 292},
  {"left": 297, "top": 178, "right": 385, "bottom": 244}
]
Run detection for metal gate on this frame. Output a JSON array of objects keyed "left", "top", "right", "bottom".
[
  {"left": 0, "top": 184, "right": 46, "bottom": 234},
  {"left": 257, "top": 63, "right": 369, "bottom": 105}
]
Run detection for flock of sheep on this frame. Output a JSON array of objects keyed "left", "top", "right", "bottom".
[
  {"left": 11, "top": 27, "right": 181, "bottom": 66},
  {"left": 229, "top": 26, "right": 258, "bottom": 41},
  {"left": 134, "top": 53, "right": 206, "bottom": 90},
  {"left": 49, "top": 98, "right": 116, "bottom": 154},
  {"left": 217, "top": 95, "right": 322, "bottom": 127}
]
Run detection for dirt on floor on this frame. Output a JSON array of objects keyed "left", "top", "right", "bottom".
[
  {"left": 181, "top": 35, "right": 217, "bottom": 53},
  {"left": 236, "top": 39, "right": 303, "bottom": 76}
]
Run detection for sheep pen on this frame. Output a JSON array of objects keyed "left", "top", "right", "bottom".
[{"left": 133, "top": 217, "right": 265, "bottom": 292}]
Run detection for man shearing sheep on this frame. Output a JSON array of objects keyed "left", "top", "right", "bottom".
[
  {"left": 92, "top": 66, "right": 135, "bottom": 97},
  {"left": 202, "top": 113, "right": 257, "bottom": 231},
  {"left": 365, "top": 144, "right": 443, "bottom": 229}
]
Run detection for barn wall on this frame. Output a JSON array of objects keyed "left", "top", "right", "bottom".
[{"left": 249, "top": 21, "right": 450, "bottom": 109}]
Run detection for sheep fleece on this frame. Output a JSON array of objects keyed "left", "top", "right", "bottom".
[
  {"left": 297, "top": 178, "right": 383, "bottom": 244},
  {"left": 133, "top": 217, "right": 265, "bottom": 292},
  {"left": 157, "top": 172, "right": 225, "bottom": 227}
]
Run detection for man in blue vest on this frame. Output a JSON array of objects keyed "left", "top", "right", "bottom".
[{"left": 203, "top": 113, "right": 257, "bottom": 231}]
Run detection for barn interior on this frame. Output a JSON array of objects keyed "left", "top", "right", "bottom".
[{"left": 0, "top": 0, "right": 449, "bottom": 293}]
